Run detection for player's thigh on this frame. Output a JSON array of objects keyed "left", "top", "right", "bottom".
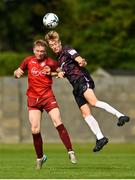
[
  {"left": 83, "top": 88, "right": 98, "bottom": 106},
  {"left": 29, "top": 109, "right": 42, "bottom": 128},
  {"left": 48, "top": 108, "right": 62, "bottom": 127}
]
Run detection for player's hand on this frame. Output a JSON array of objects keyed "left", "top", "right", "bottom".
[
  {"left": 78, "top": 58, "right": 87, "bottom": 67},
  {"left": 56, "top": 71, "right": 65, "bottom": 78},
  {"left": 14, "top": 68, "right": 24, "bottom": 78},
  {"left": 43, "top": 66, "right": 51, "bottom": 75}
]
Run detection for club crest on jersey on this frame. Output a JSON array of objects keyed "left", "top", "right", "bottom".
[{"left": 40, "top": 62, "right": 46, "bottom": 67}]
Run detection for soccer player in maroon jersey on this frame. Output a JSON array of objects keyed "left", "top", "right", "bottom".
[
  {"left": 14, "top": 39, "right": 76, "bottom": 169},
  {"left": 45, "top": 31, "right": 130, "bottom": 152}
]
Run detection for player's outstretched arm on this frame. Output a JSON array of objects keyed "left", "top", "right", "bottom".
[
  {"left": 75, "top": 56, "right": 87, "bottom": 67},
  {"left": 50, "top": 71, "right": 65, "bottom": 78},
  {"left": 14, "top": 68, "right": 24, "bottom": 78},
  {"left": 43, "top": 66, "right": 61, "bottom": 77},
  {"left": 56, "top": 67, "right": 65, "bottom": 78},
  {"left": 44, "top": 66, "right": 65, "bottom": 78}
]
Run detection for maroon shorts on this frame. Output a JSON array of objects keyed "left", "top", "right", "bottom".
[{"left": 27, "top": 96, "right": 59, "bottom": 113}]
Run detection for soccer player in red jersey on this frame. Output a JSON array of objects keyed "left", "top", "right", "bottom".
[
  {"left": 45, "top": 31, "right": 130, "bottom": 152},
  {"left": 14, "top": 40, "right": 76, "bottom": 169}
]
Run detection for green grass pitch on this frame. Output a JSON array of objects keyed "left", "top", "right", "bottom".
[{"left": 0, "top": 143, "right": 135, "bottom": 179}]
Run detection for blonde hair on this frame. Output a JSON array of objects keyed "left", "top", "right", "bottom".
[
  {"left": 33, "top": 39, "right": 47, "bottom": 48},
  {"left": 45, "top": 31, "right": 60, "bottom": 45}
]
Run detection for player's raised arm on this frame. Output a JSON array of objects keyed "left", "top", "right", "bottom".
[
  {"left": 50, "top": 69, "right": 65, "bottom": 78},
  {"left": 43, "top": 66, "right": 65, "bottom": 78},
  {"left": 14, "top": 67, "right": 24, "bottom": 78},
  {"left": 75, "top": 56, "right": 87, "bottom": 67},
  {"left": 55, "top": 67, "right": 65, "bottom": 78}
]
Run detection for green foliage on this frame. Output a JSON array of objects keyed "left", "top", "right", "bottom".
[
  {"left": 58, "top": 0, "right": 135, "bottom": 71},
  {"left": 0, "top": 52, "right": 27, "bottom": 76},
  {"left": 0, "top": 0, "right": 135, "bottom": 73}
]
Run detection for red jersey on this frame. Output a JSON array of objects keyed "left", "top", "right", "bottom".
[{"left": 20, "top": 55, "right": 58, "bottom": 98}]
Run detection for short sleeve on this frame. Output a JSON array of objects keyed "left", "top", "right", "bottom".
[
  {"left": 19, "top": 57, "right": 29, "bottom": 70},
  {"left": 67, "top": 48, "right": 80, "bottom": 59},
  {"left": 46, "top": 57, "right": 59, "bottom": 71}
]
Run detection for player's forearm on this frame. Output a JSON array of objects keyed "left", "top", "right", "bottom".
[
  {"left": 56, "top": 67, "right": 63, "bottom": 73},
  {"left": 75, "top": 56, "right": 87, "bottom": 67},
  {"left": 50, "top": 72, "right": 58, "bottom": 77}
]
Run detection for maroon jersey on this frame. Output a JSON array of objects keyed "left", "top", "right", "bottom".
[
  {"left": 20, "top": 55, "right": 58, "bottom": 98},
  {"left": 58, "top": 46, "right": 91, "bottom": 85}
]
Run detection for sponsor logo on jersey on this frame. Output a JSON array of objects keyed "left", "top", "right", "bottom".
[
  {"left": 68, "top": 49, "right": 77, "bottom": 55},
  {"left": 31, "top": 67, "right": 48, "bottom": 76}
]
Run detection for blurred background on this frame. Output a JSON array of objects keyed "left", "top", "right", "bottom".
[{"left": 0, "top": 0, "right": 135, "bottom": 143}]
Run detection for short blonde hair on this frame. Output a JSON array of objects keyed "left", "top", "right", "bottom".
[
  {"left": 33, "top": 39, "right": 46, "bottom": 48},
  {"left": 45, "top": 31, "right": 60, "bottom": 45}
]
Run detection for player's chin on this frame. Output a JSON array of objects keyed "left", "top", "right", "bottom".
[
  {"left": 53, "top": 49, "right": 59, "bottom": 54},
  {"left": 36, "top": 57, "right": 41, "bottom": 60},
  {"left": 37, "top": 55, "right": 44, "bottom": 60}
]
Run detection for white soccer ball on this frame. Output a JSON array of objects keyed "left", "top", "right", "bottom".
[{"left": 43, "top": 13, "right": 59, "bottom": 29}]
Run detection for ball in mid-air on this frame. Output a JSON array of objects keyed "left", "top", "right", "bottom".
[{"left": 43, "top": 13, "right": 59, "bottom": 29}]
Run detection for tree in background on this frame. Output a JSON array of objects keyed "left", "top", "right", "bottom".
[
  {"left": 58, "top": 0, "right": 135, "bottom": 70},
  {"left": 0, "top": 0, "right": 62, "bottom": 51},
  {"left": 0, "top": 0, "right": 135, "bottom": 74}
]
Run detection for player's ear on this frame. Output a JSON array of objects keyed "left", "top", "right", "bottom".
[
  {"left": 59, "top": 40, "right": 62, "bottom": 45},
  {"left": 33, "top": 48, "right": 35, "bottom": 54}
]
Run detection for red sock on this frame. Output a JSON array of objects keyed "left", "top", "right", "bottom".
[
  {"left": 32, "top": 132, "right": 43, "bottom": 159},
  {"left": 56, "top": 124, "right": 73, "bottom": 151}
]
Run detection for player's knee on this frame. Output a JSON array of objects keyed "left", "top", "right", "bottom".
[
  {"left": 81, "top": 109, "right": 91, "bottom": 118},
  {"left": 31, "top": 126, "right": 40, "bottom": 134},
  {"left": 80, "top": 106, "right": 91, "bottom": 118},
  {"left": 82, "top": 112, "right": 91, "bottom": 119},
  {"left": 52, "top": 118, "right": 62, "bottom": 127},
  {"left": 88, "top": 99, "right": 97, "bottom": 106}
]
